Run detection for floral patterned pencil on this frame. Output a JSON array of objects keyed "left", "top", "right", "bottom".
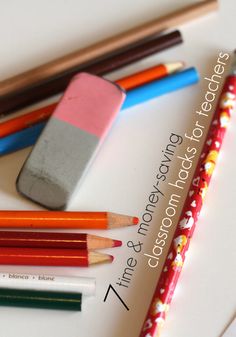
[{"left": 140, "top": 52, "right": 236, "bottom": 337}]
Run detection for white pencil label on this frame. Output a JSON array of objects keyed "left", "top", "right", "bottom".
[{"left": 2, "top": 273, "right": 55, "bottom": 282}]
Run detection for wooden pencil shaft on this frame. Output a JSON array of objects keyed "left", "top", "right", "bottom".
[
  {"left": 0, "top": 1, "right": 217, "bottom": 97},
  {"left": 0, "top": 31, "right": 182, "bottom": 115}
]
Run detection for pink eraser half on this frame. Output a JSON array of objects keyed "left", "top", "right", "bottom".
[{"left": 54, "top": 73, "right": 125, "bottom": 139}]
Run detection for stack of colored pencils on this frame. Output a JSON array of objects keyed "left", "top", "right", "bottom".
[
  {"left": 0, "top": 211, "right": 138, "bottom": 310},
  {"left": 0, "top": 13, "right": 196, "bottom": 314}
]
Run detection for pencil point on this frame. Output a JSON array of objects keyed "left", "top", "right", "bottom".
[
  {"left": 107, "top": 213, "right": 139, "bottom": 228},
  {"left": 87, "top": 234, "right": 122, "bottom": 250},
  {"left": 166, "top": 61, "right": 185, "bottom": 74},
  {"left": 89, "top": 251, "right": 114, "bottom": 265},
  {"left": 113, "top": 239, "right": 122, "bottom": 247}
]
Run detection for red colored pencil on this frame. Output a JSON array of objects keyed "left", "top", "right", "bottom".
[
  {"left": 139, "top": 54, "right": 236, "bottom": 336},
  {"left": 0, "top": 248, "right": 113, "bottom": 267},
  {"left": 0, "top": 231, "right": 122, "bottom": 250},
  {"left": 116, "top": 62, "right": 183, "bottom": 90}
]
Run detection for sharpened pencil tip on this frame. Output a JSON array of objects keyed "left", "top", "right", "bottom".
[
  {"left": 113, "top": 239, "right": 122, "bottom": 247},
  {"left": 165, "top": 61, "right": 185, "bottom": 74},
  {"left": 107, "top": 213, "right": 139, "bottom": 228},
  {"left": 89, "top": 251, "right": 114, "bottom": 265}
]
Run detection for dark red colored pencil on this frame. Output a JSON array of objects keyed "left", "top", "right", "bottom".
[
  {"left": 0, "top": 231, "right": 122, "bottom": 250},
  {"left": 0, "top": 31, "right": 182, "bottom": 115}
]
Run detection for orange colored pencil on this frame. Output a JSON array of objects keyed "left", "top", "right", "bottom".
[
  {"left": 0, "top": 62, "right": 183, "bottom": 138},
  {"left": 0, "top": 103, "right": 57, "bottom": 137},
  {"left": 116, "top": 63, "right": 183, "bottom": 90},
  {"left": 0, "top": 211, "right": 138, "bottom": 229}
]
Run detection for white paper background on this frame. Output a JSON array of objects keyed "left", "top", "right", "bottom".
[{"left": 0, "top": 1, "right": 235, "bottom": 337}]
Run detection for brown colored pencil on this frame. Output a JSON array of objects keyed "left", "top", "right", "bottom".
[
  {"left": 0, "top": 31, "right": 182, "bottom": 114},
  {"left": 0, "top": 211, "right": 139, "bottom": 229},
  {"left": 0, "top": 248, "right": 113, "bottom": 267},
  {"left": 0, "top": 1, "right": 217, "bottom": 98},
  {"left": 0, "top": 232, "right": 122, "bottom": 250}
]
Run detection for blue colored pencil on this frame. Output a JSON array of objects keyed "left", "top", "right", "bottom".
[
  {"left": 0, "top": 123, "right": 45, "bottom": 155},
  {"left": 0, "top": 67, "right": 199, "bottom": 156},
  {"left": 122, "top": 67, "right": 198, "bottom": 109}
]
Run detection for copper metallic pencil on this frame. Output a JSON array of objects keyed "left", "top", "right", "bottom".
[{"left": 0, "top": 1, "right": 217, "bottom": 100}]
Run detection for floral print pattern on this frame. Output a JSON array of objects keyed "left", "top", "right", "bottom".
[{"left": 140, "top": 75, "right": 236, "bottom": 337}]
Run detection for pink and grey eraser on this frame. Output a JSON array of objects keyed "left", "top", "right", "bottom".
[{"left": 16, "top": 73, "right": 126, "bottom": 210}]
